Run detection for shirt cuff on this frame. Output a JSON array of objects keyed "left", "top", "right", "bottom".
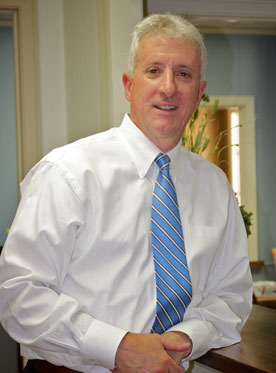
[
  {"left": 80, "top": 319, "right": 128, "bottom": 369},
  {"left": 168, "top": 318, "right": 218, "bottom": 360}
]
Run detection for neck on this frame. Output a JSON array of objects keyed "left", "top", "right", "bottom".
[{"left": 152, "top": 137, "right": 180, "bottom": 153}]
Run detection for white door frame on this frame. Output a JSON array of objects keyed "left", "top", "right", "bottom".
[{"left": 0, "top": 0, "right": 41, "bottom": 182}]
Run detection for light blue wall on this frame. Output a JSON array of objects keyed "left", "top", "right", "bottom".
[
  {"left": 0, "top": 26, "right": 19, "bottom": 372},
  {"left": 0, "top": 26, "right": 18, "bottom": 246},
  {"left": 204, "top": 34, "right": 276, "bottom": 280}
]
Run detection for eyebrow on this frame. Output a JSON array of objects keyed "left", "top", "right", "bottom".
[{"left": 144, "top": 62, "right": 195, "bottom": 71}]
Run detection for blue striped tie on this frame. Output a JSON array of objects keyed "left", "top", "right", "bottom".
[{"left": 151, "top": 153, "right": 192, "bottom": 333}]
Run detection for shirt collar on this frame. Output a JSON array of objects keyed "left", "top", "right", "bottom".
[{"left": 118, "top": 114, "right": 182, "bottom": 179}]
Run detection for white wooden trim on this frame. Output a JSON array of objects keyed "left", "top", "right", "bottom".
[
  {"left": 108, "top": 0, "right": 144, "bottom": 127},
  {"left": 147, "top": 0, "right": 276, "bottom": 21},
  {"left": 97, "top": 0, "right": 113, "bottom": 131},
  {"left": 209, "top": 96, "right": 258, "bottom": 261},
  {"left": 147, "top": 0, "right": 276, "bottom": 34},
  {"left": 37, "top": 0, "right": 67, "bottom": 155}
]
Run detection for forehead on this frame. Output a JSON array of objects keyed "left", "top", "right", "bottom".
[{"left": 136, "top": 33, "right": 201, "bottom": 68}]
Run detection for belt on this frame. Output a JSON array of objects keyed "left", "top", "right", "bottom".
[{"left": 25, "top": 359, "right": 80, "bottom": 373}]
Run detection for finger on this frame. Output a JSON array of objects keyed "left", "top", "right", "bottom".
[
  {"left": 159, "top": 335, "right": 191, "bottom": 352},
  {"left": 162, "top": 350, "right": 185, "bottom": 373},
  {"left": 170, "top": 359, "right": 184, "bottom": 373}
]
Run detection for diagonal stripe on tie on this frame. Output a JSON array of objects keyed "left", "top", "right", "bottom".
[
  {"left": 153, "top": 193, "right": 182, "bottom": 226},
  {"left": 152, "top": 231, "right": 189, "bottom": 273},
  {"left": 155, "top": 270, "right": 188, "bottom": 313},
  {"left": 151, "top": 217, "right": 185, "bottom": 255},
  {"left": 151, "top": 153, "right": 192, "bottom": 334},
  {"left": 152, "top": 205, "right": 183, "bottom": 241},
  {"left": 154, "top": 259, "right": 192, "bottom": 302},
  {"left": 153, "top": 243, "right": 191, "bottom": 285}
]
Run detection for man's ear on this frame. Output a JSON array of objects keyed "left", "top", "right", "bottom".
[
  {"left": 122, "top": 72, "right": 132, "bottom": 102},
  {"left": 196, "top": 80, "right": 207, "bottom": 107}
]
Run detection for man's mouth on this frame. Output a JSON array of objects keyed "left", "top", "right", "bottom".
[{"left": 154, "top": 105, "right": 177, "bottom": 111}]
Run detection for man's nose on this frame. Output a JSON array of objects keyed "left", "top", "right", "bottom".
[{"left": 159, "top": 70, "right": 177, "bottom": 98}]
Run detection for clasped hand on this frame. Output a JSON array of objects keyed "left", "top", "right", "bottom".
[{"left": 112, "top": 331, "right": 192, "bottom": 373}]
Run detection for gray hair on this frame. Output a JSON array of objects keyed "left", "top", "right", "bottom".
[{"left": 128, "top": 14, "right": 207, "bottom": 81}]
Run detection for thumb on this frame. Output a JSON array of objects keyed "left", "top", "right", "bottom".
[{"left": 159, "top": 333, "right": 191, "bottom": 352}]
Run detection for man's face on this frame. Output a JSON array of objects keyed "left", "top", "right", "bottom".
[{"left": 123, "top": 33, "right": 207, "bottom": 152}]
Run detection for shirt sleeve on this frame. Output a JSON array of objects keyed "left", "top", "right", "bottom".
[
  {"left": 168, "top": 185, "right": 253, "bottom": 361},
  {"left": 0, "top": 160, "right": 127, "bottom": 370}
]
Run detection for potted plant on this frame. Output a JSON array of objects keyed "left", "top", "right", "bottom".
[{"left": 182, "top": 93, "right": 253, "bottom": 237}]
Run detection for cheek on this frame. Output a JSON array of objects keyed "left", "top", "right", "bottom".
[
  {"left": 130, "top": 91, "right": 148, "bottom": 121},
  {"left": 134, "top": 86, "right": 151, "bottom": 109},
  {"left": 182, "top": 88, "right": 201, "bottom": 108}
]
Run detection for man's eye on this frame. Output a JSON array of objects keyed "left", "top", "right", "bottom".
[
  {"left": 149, "top": 68, "right": 158, "bottom": 74},
  {"left": 177, "top": 71, "right": 190, "bottom": 78}
]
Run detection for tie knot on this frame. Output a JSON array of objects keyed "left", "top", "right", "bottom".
[{"left": 155, "top": 153, "right": 170, "bottom": 171}]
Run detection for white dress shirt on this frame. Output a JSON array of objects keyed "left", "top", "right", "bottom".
[{"left": 0, "top": 114, "right": 252, "bottom": 372}]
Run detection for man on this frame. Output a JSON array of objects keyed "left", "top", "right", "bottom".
[{"left": 0, "top": 14, "right": 252, "bottom": 373}]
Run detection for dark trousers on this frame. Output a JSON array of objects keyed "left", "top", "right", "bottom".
[
  {"left": 23, "top": 360, "right": 35, "bottom": 373},
  {"left": 23, "top": 360, "right": 80, "bottom": 373}
]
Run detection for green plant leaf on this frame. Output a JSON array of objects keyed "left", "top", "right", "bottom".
[
  {"left": 210, "top": 99, "right": 219, "bottom": 115},
  {"left": 201, "top": 137, "right": 210, "bottom": 153}
]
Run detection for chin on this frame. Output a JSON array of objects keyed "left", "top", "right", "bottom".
[{"left": 156, "top": 122, "right": 180, "bottom": 135}]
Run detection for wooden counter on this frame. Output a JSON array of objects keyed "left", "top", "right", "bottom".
[
  {"left": 196, "top": 304, "right": 276, "bottom": 373},
  {"left": 253, "top": 295, "right": 276, "bottom": 309}
]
